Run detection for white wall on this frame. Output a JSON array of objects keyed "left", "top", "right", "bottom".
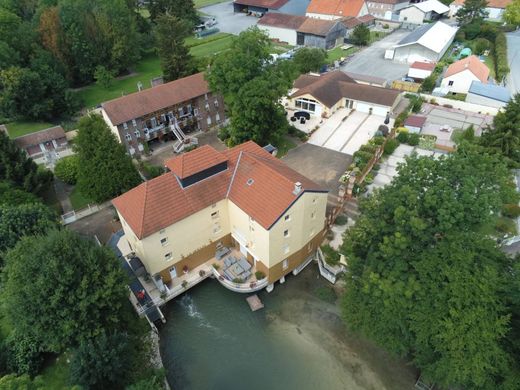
[
  {"left": 440, "top": 69, "right": 480, "bottom": 94},
  {"left": 487, "top": 7, "right": 504, "bottom": 20},
  {"left": 408, "top": 68, "right": 432, "bottom": 79},
  {"left": 399, "top": 6, "right": 425, "bottom": 24},
  {"left": 258, "top": 25, "right": 297, "bottom": 45},
  {"left": 393, "top": 44, "right": 438, "bottom": 63},
  {"left": 100, "top": 108, "right": 122, "bottom": 142},
  {"left": 420, "top": 93, "right": 500, "bottom": 115}
]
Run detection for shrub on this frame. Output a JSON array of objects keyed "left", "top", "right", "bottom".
[
  {"left": 495, "top": 219, "right": 514, "bottom": 234},
  {"left": 232, "top": 278, "right": 244, "bottom": 284},
  {"left": 217, "top": 126, "right": 230, "bottom": 141},
  {"left": 140, "top": 162, "right": 164, "bottom": 179},
  {"left": 394, "top": 111, "right": 409, "bottom": 128},
  {"left": 383, "top": 24, "right": 389, "bottom": 29},
  {"left": 495, "top": 32, "right": 509, "bottom": 80},
  {"left": 335, "top": 215, "right": 348, "bottom": 226},
  {"left": 212, "top": 263, "right": 220, "bottom": 270},
  {"left": 314, "top": 287, "right": 337, "bottom": 303},
  {"left": 383, "top": 138, "right": 399, "bottom": 155},
  {"left": 370, "top": 136, "right": 385, "bottom": 145},
  {"left": 420, "top": 74, "right": 437, "bottom": 93},
  {"left": 321, "top": 244, "right": 340, "bottom": 266},
  {"left": 397, "top": 131, "right": 409, "bottom": 143},
  {"left": 407, "top": 133, "right": 420, "bottom": 146},
  {"left": 6, "top": 332, "right": 43, "bottom": 376},
  {"left": 255, "top": 271, "right": 266, "bottom": 280},
  {"left": 364, "top": 173, "right": 374, "bottom": 184},
  {"left": 54, "top": 155, "right": 79, "bottom": 185},
  {"left": 502, "top": 204, "right": 520, "bottom": 218},
  {"left": 353, "top": 150, "right": 375, "bottom": 164},
  {"left": 183, "top": 145, "right": 197, "bottom": 153},
  {"left": 359, "top": 144, "right": 377, "bottom": 154},
  {"left": 473, "top": 38, "right": 491, "bottom": 55}
]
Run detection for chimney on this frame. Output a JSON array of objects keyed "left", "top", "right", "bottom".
[{"left": 293, "top": 182, "right": 302, "bottom": 195}]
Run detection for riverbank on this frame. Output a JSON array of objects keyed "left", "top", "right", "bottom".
[{"left": 159, "top": 266, "right": 417, "bottom": 390}]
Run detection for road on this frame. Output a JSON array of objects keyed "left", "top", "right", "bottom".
[
  {"left": 341, "top": 29, "right": 411, "bottom": 82},
  {"left": 506, "top": 29, "right": 520, "bottom": 95}
]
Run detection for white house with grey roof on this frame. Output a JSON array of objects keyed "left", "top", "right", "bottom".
[
  {"left": 398, "top": 0, "right": 450, "bottom": 25},
  {"left": 385, "top": 21, "right": 457, "bottom": 64},
  {"left": 466, "top": 81, "right": 511, "bottom": 109}
]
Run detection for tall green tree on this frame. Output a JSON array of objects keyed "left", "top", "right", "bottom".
[
  {"left": 2, "top": 229, "right": 128, "bottom": 353},
  {"left": 456, "top": 0, "right": 489, "bottom": 25},
  {"left": 292, "top": 47, "right": 327, "bottom": 74},
  {"left": 148, "top": 0, "right": 198, "bottom": 25},
  {"left": 154, "top": 14, "right": 194, "bottom": 82},
  {"left": 0, "top": 182, "right": 40, "bottom": 206},
  {"left": 504, "top": 0, "right": 520, "bottom": 25},
  {"left": 341, "top": 146, "right": 518, "bottom": 389},
  {"left": 481, "top": 94, "right": 520, "bottom": 164},
  {"left": 75, "top": 114, "right": 141, "bottom": 203},
  {"left": 0, "top": 131, "right": 52, "bottom": 195},
  {"left": 350, "top": 24, "right": 370, "bottom": 46}
]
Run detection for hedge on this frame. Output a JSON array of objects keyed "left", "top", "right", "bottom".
[{"left": 494, "top": 32, "right": 509, "bottom": 80}]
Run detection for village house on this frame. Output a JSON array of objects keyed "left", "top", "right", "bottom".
[
  {"left": 449, "top": 0, "right": 512, "bottom": 21},
  {"left": 440, "top": 55, "right": 490, "bottom": 94},
  {"left": 12, "top": 126, "right": 73, "bottom": 166},
  {"left": 112, "top": 142, "right": 328, "bottom": 295},
  {"left": 366, "top": 0, "right": 409, "bottom": 20},
  {"left": 287, "top": 70, "right": 401, "bottom": 117},
  {"left": 407, "top": 61, "right": 436, "bottom": 81},
  {"left": 100, "top": 72, "right": 226, "bottom": 157},
  {"left": 233, "top": 0, "right": 311, "bottom": 15},
  {"left": 398, "top": 0, "right": 450, "bottom": 25},
  {"left": 306, "top": 0, "right": 369, "bottom": 20},
  {"left": 465, "top": 81, "right": 511, "bottom": 109}
]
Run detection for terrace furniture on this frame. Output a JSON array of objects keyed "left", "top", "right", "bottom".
[
  {"left": 224, "top": 270, "right": 235, "bottom": 280},
  {"left": 237, "top": 258, "right": 252, "bottom": 272},
  {"left": 224, "top": 257, "right": 237, "bottom": 268},
  {"left": 215, "top": 246, "right": 230, "bottom": 260},
  {"left": 242, "top": 271, "right": 251, "bottom": 280}
]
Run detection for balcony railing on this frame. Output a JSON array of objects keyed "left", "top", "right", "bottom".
[{"left": 212, "top": 267, "right": 268, "bottom": 293}]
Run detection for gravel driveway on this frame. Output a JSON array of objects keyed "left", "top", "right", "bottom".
[
  {"left": 341, "top": 30, "right": 411, "bottom": 82},
  {"left": 200, "top": 1, "right": 258, "bottom": 35}
]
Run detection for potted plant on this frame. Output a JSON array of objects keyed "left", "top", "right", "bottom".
[
  {"left": 181, "top": 280, "right": 188, "bottom": 289},
  {"left": 199, "top": 269, "right": 206, "bottom": 277},
  {"left": 183, "top": 265, "right": 189, "bottom": 274},
  {"left": 250, "top": 281, "right": 257, "bottom": 289}
]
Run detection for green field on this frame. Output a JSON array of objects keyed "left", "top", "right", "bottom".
[
  {"left": 5, "top": 120, "right": 55, "bottom": 138},
  {"left": 77, "top": 33, "right": 235, "bottom": 109},
  {"left": 70, "top": 187, "right": 93, "bottom": 210},
  {"left": 326, "top": 46, "right": 358, "bottom": 64},
  {"left": 194, "top": 0, "right": 228, "bottom": 8}
]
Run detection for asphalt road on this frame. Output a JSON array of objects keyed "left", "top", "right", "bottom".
[
  {"left": 341, "top": 29, "right": 411, "bottom": 82},
  {"left": 506, "top": 29, "right": 520, "bottom": 95}
]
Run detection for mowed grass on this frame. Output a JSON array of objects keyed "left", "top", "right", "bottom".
[
  {"left": 194, "top": 0, "right": 229, "bottom": 8},
  {"left": 5, "top": 120, "right": 55, "bottom": 138},
  {"left": 327, "top": 46, "right": 358, "bottom": 63},
  {"left": 38, "top": 354, "right": 71, "bottom": 390},
  {"left": 77, "top": 33, "right": 235, "bottom": 109},
  {"left": 70, "top": 187, "right": 94, "bottom": 210}
]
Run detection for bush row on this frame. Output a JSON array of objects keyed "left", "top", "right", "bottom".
[{"left": 494, "top": 32, "right": 509, "bottom": 80}]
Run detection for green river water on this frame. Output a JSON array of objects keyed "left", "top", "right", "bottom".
[{"left": 159, "top": 267, "right": 416, "bottom": 390}]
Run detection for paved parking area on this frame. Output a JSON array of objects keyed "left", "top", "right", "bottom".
[
  {"left": 309, "top": 110, "right": 393, "bottom": 155},
  {"left": 341, "top": 30, "right": 411, "bottom": 82},
  {"left": 282, "top": 143, "right": 352, "bottom": 206},
  {"left": 200, "top": 1, "right": 258, "bottom": 35},
  {"left": 421, "top": 103, "right": 493, "bottom": 132}
]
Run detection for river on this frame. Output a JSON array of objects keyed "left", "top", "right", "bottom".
[{"left": 159, "top": 266, "right": 416, "bottom": 390}]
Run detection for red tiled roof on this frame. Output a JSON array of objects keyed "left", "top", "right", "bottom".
[
  {"left": 102, "top": 73, "right": 209, "bottom": 126},
  {"left": 451, "top": 0, "right": 511, "bottom": 8},
  {"left": 165, "top": 145, "right": 228, "bottom": 179},
  {"left": 410, "top": 61, "right": 436, "bottom": 71},
  {"left": 307, "top": 0, "right": 367, "bottom": 17},
  {"left": 297, "top": 18, "right": 339, "bottom": 36},
  {"left": 444, "top": 55, "right": 490, "bottom": 83},
  {"left": 13, "top": 126, "right": 66, "bottom": 149},
  {"left": 404, "top": 115, "right": 427, "bottom": 128},
  {"left": 258, "top": 12, "right": 306, "bottom": 29},
  {"left": 342, "top": 14, "right": 375, "bottom": 29},
  {"left": 234, "top": 0, "right": 289, "bottom": 9},
  {"left": 113, "top": 142, "right": 326, "bottom": 239}
]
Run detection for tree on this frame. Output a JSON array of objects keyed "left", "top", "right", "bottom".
[
  {"left": 54, "top": 155, "right": 80, "bottom": 185},
  {"left": 504, "top": 0, "right": 520, "bottom": 25},
  {"left": 480, "top": 94, "right": 520, "bottom": 163},
  {"left": 207, "top": 27, "right": 272, "bottom": 108},
  {"left": 75, "top": 114, "right": 142, "bottom": 203},
  {"left": 94, "top": 65, "right": 115, "bottom": 89},
  {"left": 0, "top": 131, "right": 53, "bottom": 195},
  {"left": 341, "top": 146, "right": 518, "bottom": 388},
  {"left": 154, "top": 14, "right": 194, "bottom": 82},
  {"left": 148, "top": 0, "right": 198, "bottom": 25},
  {"left": 228, "top": 72, "right": 290, "bottom": 146},
  {"left": 0, "top": 373, "right": 45, "bottom": 389},
  {"left": 2, "top": 229, "right": 128, "bottom": 353},
  {"left": 420, "top": 74, "right": 437, "bottom": 92},
  {"left": 351, "top": 24, "right": 370, "bottom": 46},
  {"left": 0, "top": 203, "right": 57, "bottom": 258},
  {"left": 292, "top": 47, "right": 327, "bottom": 73},
  {"left": 0, "top": 182, "right": 40, "bottom": 206},
  {"left": 70, "top": 330, "right": 132, "bottom": 389},
  {"left": 456, "top": 0, "right": 489, "bottom": 25}
]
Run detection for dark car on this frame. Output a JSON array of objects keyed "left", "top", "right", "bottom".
[{"left": 293, "top": 111, "right": 311, "bottom": 120}]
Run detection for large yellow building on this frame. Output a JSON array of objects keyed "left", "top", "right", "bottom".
[{"left": 113, "top": 141, "right": 328, "bottom": 294}]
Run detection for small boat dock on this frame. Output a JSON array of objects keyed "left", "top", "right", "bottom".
[{"left": 246, "top": 294, "right": 264, "bottom": 311}]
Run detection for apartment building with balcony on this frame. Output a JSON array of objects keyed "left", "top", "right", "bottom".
[
  {"left": 100, "top": 72, "right": 226, "bottom": 157},
  {"left": 112, "top": 141, "right": 328, "bottom": 296}
]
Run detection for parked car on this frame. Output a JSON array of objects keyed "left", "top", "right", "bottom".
[
  {"left": 293, "top": 111, "right": 310, "bottom": 120},
  {"left": 402, "top": 77, "right": 415, "bottom": 83}
]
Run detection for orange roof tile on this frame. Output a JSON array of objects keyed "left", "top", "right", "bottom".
[
  {"left": 410, "top": 61, "right": 436, "bottom": 71},
  {"left": 307, "top": 0, "right": 366, "bottom": 17},
  {"left": 113, "top": 142, "right": 326, "bottom": 238},
  {"left": 444, "top": 55, "right": 490, "bottom": 83},
  {"left": 165, "top": 145, "right": 227, "bottom": 179}
]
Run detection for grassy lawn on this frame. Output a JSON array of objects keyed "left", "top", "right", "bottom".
[
  {"left": 369, "top": 31, "right": 389, "bottom": 43},
  {"left": 194, "top": 0, "right": 228, "bottom": 8},
  {"left": 5, "top": 121, "right": 55, "bottom": 138},
  {"left": 326, "top": 46, "right": 358, "bottom": 64},
  {"left": 275, "top": 136, "right": 297, "bottom": 158},
  {"left": 77, "top": 34, "right": 234, "bottom": 109},
  {"left": 41, "top": 182, "right": 63, "bottom": 215},
  {"left": 483, "top": 55, "right": 496, "bottom": 79},
  {"left": 70, "top": 187, "right": 93, "bottom": 210},
  {"left": 38, "top": 354, "right": 71, "bottom": 390}
]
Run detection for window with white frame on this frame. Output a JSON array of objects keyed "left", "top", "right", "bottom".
[
  {"left": 295, "top": 97, "right": 317, "bottom": 112},
  {"left": 134, "top": 130, "right": 140, "bottom": 138},
  {"left": 207, "top": 116, "right": 212, "bottom": 125},
  {"left": 211, "top": 211, "right": 219, "bottom": 219},
  {"left": 282, "top": 259, "right": 288, "bottom": 270},
  {"left": 214, "top": 99, "right": 219, "bottom": 108},
  {"left": 160, "top": 237, "right": 168, "bottom": 246},
  {"left": 205, "top": 103, "right": 210, "bottom": 111},
  {"left": 216, "top": 112, "right": 220, "bottom": 122},
  {"left": 165, "top": 252, "right": 172, "bottom": 261},
  {"left": 284, "top": 214, "right": 290, "bottom": 221},
  {"left": 194, "top": 108, "right": 199, "bottom": 116},
  {"left": 123, "top": 122, "right": 128, "bottom": 130},
  {"left": 132, "top": 119, "right": 137, "bottom": 127},
  {"left": 125, "top": 133, "right": 132, "bottom": 141}
]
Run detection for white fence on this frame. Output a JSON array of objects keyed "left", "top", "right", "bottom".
[
  {"left": 420, "top": 93, "right": 500, "bottom": 116},
  {"left": 61, "top": 201, "right": 112, "bottom": 225}
]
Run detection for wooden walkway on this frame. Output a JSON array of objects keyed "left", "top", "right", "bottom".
[{"left": 246, "top": 294, "right": 264, "bottom": 311}]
